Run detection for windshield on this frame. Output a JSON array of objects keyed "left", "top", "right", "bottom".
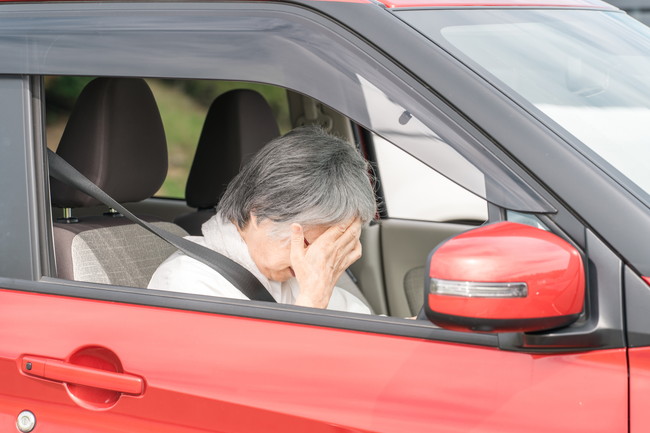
[{"left": 397, "top": 8, "right": 650, "bottom": 201}]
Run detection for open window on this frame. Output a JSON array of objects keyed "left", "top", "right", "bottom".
[{"left": 7, "top": 1, "right": 554, "bottom": 332}]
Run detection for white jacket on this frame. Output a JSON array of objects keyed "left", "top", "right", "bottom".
[{"left": 148, "top": 215, "right": 370, "bottom": 314}]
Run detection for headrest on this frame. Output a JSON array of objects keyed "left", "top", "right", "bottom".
[
  {"left": 51, "top": 77, "right": 168, "bottom": 208},
  {"left": 185, "top": 89, "right": 280, "bottom": 209}
]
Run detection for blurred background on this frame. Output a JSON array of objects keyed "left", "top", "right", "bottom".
[{"left": 608, "top": 0, "right": 650, "bottom": 24}]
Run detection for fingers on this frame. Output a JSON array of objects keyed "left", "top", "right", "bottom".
[
  {"left": 334, "top": 238, "right": 363, "bottom": 271},
  {"left": 290, "top": 223, "right": 306, "bottom": 263},
  {"left": 337, "top": 219, "right": 362, "bottom": 246},
  {"left": 334, "top": 226, "right": 360, "bottom": 257},
  {"left": 321, "top": 228, "right": 363, "bottom": 275},
  {"left": 317, "top": 218, "right": 361, "bottom": 249},
  {"left": 290, "top": 219, "right": 363, "bottom": 309},
  {"left": 291, "top": 219, "right": 363, "bottom": 279},
  {"left": 319, "top": 218, "right": 359, "bottom": 242},
  {"left": 316, "top": 222, "right": 350, "bottom": 245}
]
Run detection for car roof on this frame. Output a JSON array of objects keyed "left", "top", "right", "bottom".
[
  {"left": 0, "top": 0, "right": 620, "bottom": 9},
  {"left": 375, "top": 0, "right": 617, "bottom": 9}
]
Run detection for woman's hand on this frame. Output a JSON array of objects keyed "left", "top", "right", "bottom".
[{"left": 290, "top": 219, "right": 363, "bottom": 308}]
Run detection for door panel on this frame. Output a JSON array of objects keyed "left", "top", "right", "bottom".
[
  {"left": 630, "top": 347, "right": 650, "bottom": 433},
  {"left": 380, "top": 219, "right": 476, "bottom": 317},
  {"left": 349, "top": 224, "right": 389, "bottom": 315},
  {"left": 0, "top": 288, "right": 627, "bottom": 432}
]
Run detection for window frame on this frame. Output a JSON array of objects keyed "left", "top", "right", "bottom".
[{"left": 0, "top": 1, "right": 551, "bottom": 214}]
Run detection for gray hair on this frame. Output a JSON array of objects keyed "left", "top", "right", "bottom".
[{"left": 217, "top": 126, "right": 376, "bottom": 231}]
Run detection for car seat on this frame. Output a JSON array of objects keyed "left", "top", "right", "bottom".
[
  {"left": 174, "top": 89, "right": 281, "bottom": 235},
  {"left": 51, "top": 77, "right": 188, "bottom": 288}
]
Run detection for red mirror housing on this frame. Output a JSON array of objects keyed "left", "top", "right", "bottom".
[{"left": 425, "top": 222, "right": 585, "bottom": 333}]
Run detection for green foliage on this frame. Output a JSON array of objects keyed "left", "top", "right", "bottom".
[
  {"left": 166, "top": 79, "right": 291, "bottom": 132},
  {"left": 44, "top": 76, "right": 93, "bottom": 124},
  {"left": 151, "top": 79, "right": 290, "bottom": 198},
  {"left": 147, "top": 79, "right": 206, "bottom": 198},
  {"left": 45, "top": 76, "right": 291, "bottom": 199}
]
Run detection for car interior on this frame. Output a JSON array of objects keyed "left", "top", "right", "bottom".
[{"left": 46, "top": 76, "right": 488, "bottom": 318}]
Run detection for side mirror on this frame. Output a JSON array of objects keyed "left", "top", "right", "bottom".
[{"left": 425, "top": 222, "right": 584, "bottom": 333}]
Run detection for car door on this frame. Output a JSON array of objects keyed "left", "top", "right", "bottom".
[
  {"left": 626, "top": 268, "right": 650, "bottom": 433},
  {"left": 0, "top": 2, "right": 629, "bottom": 432}
]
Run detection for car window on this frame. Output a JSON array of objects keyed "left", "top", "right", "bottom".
[
  {"left": 0, "top": 2, "right": 550, "bottom": 214},
  {"left": 373, "top": 134, "right": 487, "bottom": 223},
  {"left": 45, "top": 77, "right": 291, "bottom": 199},
  {"left": 399, "top": 8, "right": 650, "bottom": 205},
  {"left": 42, "top": 72, "right": 490, "bottom": 320},
  {"left": 1, "top": 2, "right": 552, "bottom": 334}
]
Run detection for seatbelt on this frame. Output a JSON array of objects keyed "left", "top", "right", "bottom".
[{"left": 47, "top": 149, "right": 276, "bottom": 303}]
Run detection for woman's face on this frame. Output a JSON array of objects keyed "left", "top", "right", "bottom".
[{"left": 239, "top": 215, "right": 328, "bottom": 282}]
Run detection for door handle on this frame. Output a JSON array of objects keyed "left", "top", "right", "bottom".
[{"left": 21, "top": 355, "right": 144, "bottom": 395}]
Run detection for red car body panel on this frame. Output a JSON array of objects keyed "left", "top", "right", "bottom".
[
  {"left": 630, "top": 347, "right": 650, "bottom": 433},
  {"left": 0, "top": 289, "right": 628, "bottom": 432}
]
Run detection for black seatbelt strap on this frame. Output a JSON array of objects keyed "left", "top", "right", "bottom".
[{"left": 47, "top": 149, "right": 276, "bottom": 303}]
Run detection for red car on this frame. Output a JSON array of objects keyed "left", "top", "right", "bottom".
[{"left": 1, "top": 0, "right": 649, "bottom": 431}]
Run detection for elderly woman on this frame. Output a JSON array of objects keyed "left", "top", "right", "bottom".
[{"left": 148, "top": 127, "right": 377, "bottom": 314}]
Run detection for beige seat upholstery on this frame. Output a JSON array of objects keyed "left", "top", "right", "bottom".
[
  {"left": 404, "top": 266, "right": 426, "bottom": 315},
  {"left": 51, "top": 77, "right": 187, "bottom": 288},
  {"left": 54, "top": 218, "right": 187, "bottom": 288}
]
